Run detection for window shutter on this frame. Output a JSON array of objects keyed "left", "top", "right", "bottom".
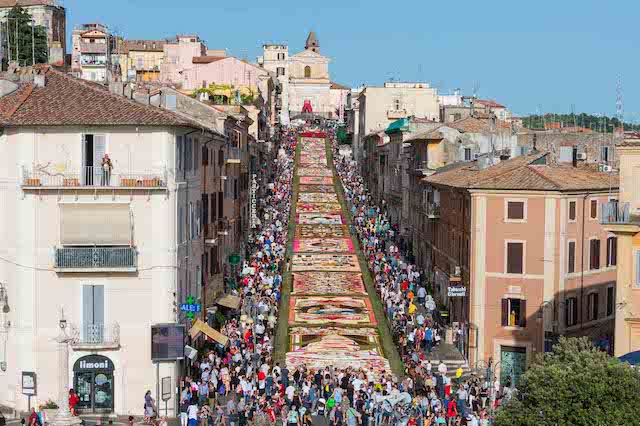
[
  {"left": 572, "top": 299, "right": 578, "bottom": 325},
  {"left": 508, "top": 202, "right": 524, "bottom": 220},
  {"left": 568, "top": 242, "right": 575, "bottom": 273},
  {"left": 507, "top": 242, "right": 523, "bottom": 274},
  {"left": 93, "top": 285, "right": 104, "bottom": 328},
  {"left": 593, "top": 293, "right": 599, "bottom": 320},
  {"left": 519, "top": 300, "right": 527, "bottom": 327},
  {"left": 637, "top": 251, "right": 640, "bottom": 288},
  {"left": 82, "top": 285, "right": 93, "bottom": 332},
  {"left": 569, "top": 201, "right": 576, "bottom": 220},
  {"left": 218, "top": 191, "right": 224, "bottom": 218},
  {"left": 501, "top": 299, "right": 508, "bottom": 326}
]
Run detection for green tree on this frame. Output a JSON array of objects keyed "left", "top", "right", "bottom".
[
  {"left": 494, "top": 337, "right": 640, "bottom": 426},
  {"left": 1, "top": 6, "right": 48, "bottom": 69}
]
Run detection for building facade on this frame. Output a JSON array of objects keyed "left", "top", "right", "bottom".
[
  {"left": 70, "top": 23, "right": 116, "bottom": 83},
  {"left": 0, "top": 0, "right": 66, "bottom": 64},
  {"left": 0, "top": 67, "right": 219, "bottom": 415},
  {"left": 422, "top": 152, "right": 618, "bottom": 384}
]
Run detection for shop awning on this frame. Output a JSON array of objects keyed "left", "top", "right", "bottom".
[
  {"left": 216, "top": 294, "right": 241, "bottom": 310},
  {"left": 189, "top": 319, "right": 229, "bottom": 346},
  {"left": 60, "top": 203, "right": 131, "bottom": 246}
]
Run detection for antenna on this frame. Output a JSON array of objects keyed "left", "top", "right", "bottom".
[
  {"left": 616, "top": 73, "right": 623, "bottom": 134},
  {"left": 472, "top": 81, "right": 480, "bottom": 98}
]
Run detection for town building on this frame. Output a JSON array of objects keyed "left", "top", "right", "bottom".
[
  {"left": 602, "top": 137, "right": 640, "bottom": 357},
  {"left": 70, "top": 23, "right": 117, "bottom": 83},
  {"left": 0, "top": 0, "right": 66, "bottom": 64},
  {"left": 0, "top": 66, "right": 223, "bottom": 415},
  {"left": 122, "top": 39, "right": 165, "bottom": 83},
  {"left": 355, "top": 82, "right": 439, "bottom": 164},
  {"left": 160, "top": 35, "right": 208, "bottom": 85},
  {"left": 258, "top": 32, "right": 348, "bottom": 124},
  {"left": 421, "top": 151, "right": 618, "bottom": 385}
]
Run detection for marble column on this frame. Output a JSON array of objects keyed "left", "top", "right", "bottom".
[{"left": 50, "top": 330, "right": 81, "bottom": 426}]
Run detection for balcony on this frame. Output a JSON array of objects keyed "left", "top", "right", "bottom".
[
  {"left": 426, "top": 202, "right": 440, "bottom": 219},
  {"left": 225, "top": 147, "right": 241, "bottom": 164},
  {"left": 54, "top": 247, "right": 137, "bottom": 272},
  {"left": 387, "top": 109, "right": 408, "bottom": 119},
  {"left": 70, "top": 323, "right": 120, "bottom": 350},
  {"left": 601, "top": 201, "right": 640, "bottom": 233},
  {"left": 21, "top": 167, "right": 167, "bottom": 190}
]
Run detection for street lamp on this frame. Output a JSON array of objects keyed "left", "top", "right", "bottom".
[{"left": 49, "top": 309, "right": 81, "bottom": 426}]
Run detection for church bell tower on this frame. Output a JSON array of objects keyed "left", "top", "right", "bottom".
[{"left": 305, "top": 31, "right": 319, "bottom": 53}]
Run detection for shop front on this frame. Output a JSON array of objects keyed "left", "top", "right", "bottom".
[{"left": 73, "top": 354, "right": 114, "bottom": 413}]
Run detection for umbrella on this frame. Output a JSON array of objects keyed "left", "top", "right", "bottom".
[{"left": 618, "top": 350, "right": 640, "bottom": 365}]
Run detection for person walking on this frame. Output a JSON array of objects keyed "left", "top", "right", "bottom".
[{"left": 144, "top": 390, "right": 156, "bottom": 423}]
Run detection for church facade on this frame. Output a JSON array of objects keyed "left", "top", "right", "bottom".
[{"left": 259, "top": 31, "right": 348, "bottom": 124}]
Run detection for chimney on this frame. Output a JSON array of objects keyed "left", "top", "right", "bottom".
[{"left": 34, "top": 74, "right": 46, "bottom": 88}]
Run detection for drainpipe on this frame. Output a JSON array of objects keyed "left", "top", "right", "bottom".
[{"left": 580, "top": 192, "right": 590, "bottom": 328}]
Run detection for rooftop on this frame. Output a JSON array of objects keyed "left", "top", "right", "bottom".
[
  {"left": 424, "top": 151, "right": 618, "bottom": 192},
  {"left": 123, "top": 40, "right": 165, "bottom": 52},
  {"left": 475, "top": 99, "right": 506, "bottom": 108},
  {"left": 0, "top": 0, "right": 63, "bottom": 7},
  {"left": 330, "top": 82, "right": 350, "bottom": 90},
  {"left": 0, "top": 66, "right": 198, "bottom": 128}
]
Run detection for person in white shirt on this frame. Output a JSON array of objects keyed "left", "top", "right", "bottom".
[
  {"left": 285, "top": 384, "right": 296, "bottom": 402},
  {"left": 438, "top": 361, "right": 447, "bottom": 376}
]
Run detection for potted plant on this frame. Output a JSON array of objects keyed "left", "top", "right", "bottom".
[{"left": 42, "top": 399, "right": 59, "bottom": 420}]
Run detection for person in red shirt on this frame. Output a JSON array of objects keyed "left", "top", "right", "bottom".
[
  {"left": 446, "top": 398, "right": 458, "bottom": 423},
  {"left": 69, "top": 389, "right": 79, "bottom": 416}
]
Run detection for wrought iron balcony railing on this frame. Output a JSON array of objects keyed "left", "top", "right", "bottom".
[
  {"left": 70, "top": 322, "right": 120, "bottom": 350},
  {"left": 22, "top": 166, "right": 167, "bottom": 189},
  {"left": 54, "top": 247, "right": 137, "bottom": 271}
]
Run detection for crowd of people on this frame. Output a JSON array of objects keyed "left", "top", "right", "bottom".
[{"left": 147, "top": 127, "right": 513, "bottom": 426}]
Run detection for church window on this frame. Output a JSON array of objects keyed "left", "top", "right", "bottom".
[{"left": 304, "top": 66, "right": 311, "bottom": 78}]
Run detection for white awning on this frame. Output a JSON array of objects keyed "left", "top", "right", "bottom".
[{"left": 60, "top": 203, "right": 131, "bottom": 246}]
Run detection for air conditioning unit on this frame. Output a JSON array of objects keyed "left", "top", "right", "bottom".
[
  {"left": 576, "top": 153, "right": 587, "bottom": 161},
  {"left": 602, "top": 165, "right": 613, "bottom": 172}
]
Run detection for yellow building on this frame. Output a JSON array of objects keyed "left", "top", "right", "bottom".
[
  {"left": 123, "top": 40, "right": 165, "bottom": 82},
  {"left": 603, "top": 137, "right": 640, "bottom": 356}
]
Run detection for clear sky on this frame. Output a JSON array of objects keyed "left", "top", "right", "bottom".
[{"left": 64, "top": 0, "right": 638, "bottom": 119}]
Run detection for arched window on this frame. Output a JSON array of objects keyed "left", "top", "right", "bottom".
[{"left": 304, "top": 66, "right": 311, "bottom": 78}]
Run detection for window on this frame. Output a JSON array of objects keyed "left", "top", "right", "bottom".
[
  {"left": 587, "top": 292, "right": 599, "bottom": 321},
  {"left": 501, "top": 298, "right": 526, "bottom": 327},
  {"left": 569, "top": 200, "right": 576, "bottom": 221},
  {"left": 601, "top": 146, "right": 610, "bottom": 163},
  {"left": 506, "top": 242, "right": 524, "bottom": 274},
  {"left": 202, "top": 145, "right": 209, "bottom": 166},
  {"left": 202, "top": 194, "right": 209, "bottom": 226},
  {"left": 178, "top": 207, "right": 184, "bottom": 243},
  {"left": 211, "top": 193, "right": 217, "bottom": 222},
  {"left": 568, "top": 241, "right": 576, "bottom": 274},
  {"left": 394, "top": 99, "right": 401, "bottom": 111},
  {"left": 607, "top": 286, "right": 615, "bottom": 317},
  {"left": 590, "top": 199, "right": 598, "bottom": 219},
  {"left": 507, "top": 201, "right": 525, "bottom": 220},
  {"left": 277, "top": 53, "right": 285, "bottom": 60},
  {"left": 137, "top": 57, "right": 143, "bottom": 69},
  {"left": 304, "top": 66, "right": 311, "bottom": 78},
  {"left": 218, "top": 191, "right": 223, "bottom": 218},
  {"left": 82, "top": 285, "right": 105, "bottom": 342},
  {"left": 176, "top": 136, "right": 184, "bottom": 171},
  {"left": 566, "top": 297, "right": 578, "bottom": 327},
  {"left": 589, "top": 239, "right": 601, "bottom": 270},
  {"left": 188, "top": 202, "right": 194, "bottom": 239},
  {"left": 277, "top": 67, "right": 285, "bottom": 76},
  {"left": 464, "top": 148, "right": 473, "bottom": 161},
  {"left": 607, "top": 236, "right": 617, "bottom": 267}
]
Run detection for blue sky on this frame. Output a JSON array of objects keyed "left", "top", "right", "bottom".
[{"left": 64, "top": 0, "right": 638, "bottom": 119}]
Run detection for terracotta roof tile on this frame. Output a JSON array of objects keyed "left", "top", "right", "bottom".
[
  {"left": 192, "top": 56, "right": 226, "bottom": 64},
  {"left": 0, "top": 0, "right": 61, "bottom": 7},
  {"left": 2, "top": 67, "right": 198, "bottom": 127},
  {"left": 330, "top": 82, "right": 350, "bottom": 90},
  {"left": 123, "top": 40, "right": 165, "bottom": 52},
  {"left": 424, "top": 152, "right": 618, "bottom": 191},
  {"left": 475, "top": 99, "right": 505, "bottom": 108}
]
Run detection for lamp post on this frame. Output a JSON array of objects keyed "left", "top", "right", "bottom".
[{"left": 50, "top": 310, "right": 81, "bottom": 426}]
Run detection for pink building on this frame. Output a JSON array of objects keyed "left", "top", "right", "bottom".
[
  {"left": 423, "top": 151, "right": 618, "bottom": 385},
  {"left": 160, "top": 35, "right": 207, "bottom": 84}
]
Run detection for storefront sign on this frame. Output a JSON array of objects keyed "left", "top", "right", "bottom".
[
  {"left": 73, "top": 355, "right": 114, "bottom": 372},
  {"left": 180, "top": 296, "right": 200, "bottom": 319},
  {"left": 21, "top": 371, "right": 36, "bottom": 395},
  {"left": 250, "top": 173, "right": 258, "bottom": 228},
  {"left": 447, "top": 286, "right": 467, "bottom": 297}
]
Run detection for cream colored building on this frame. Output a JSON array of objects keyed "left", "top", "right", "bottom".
[
  {"left": 355, "top": 82, "right": 439, "bottom": 163},
  {"left": 0, "top": 67, "right": 221, "bottom": 415},
  {"left": 603, "top": 137, "right": 640, "bottom": 357},
  {"left": 258, "top": 32, "right": 348, "bottom": 123}
]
